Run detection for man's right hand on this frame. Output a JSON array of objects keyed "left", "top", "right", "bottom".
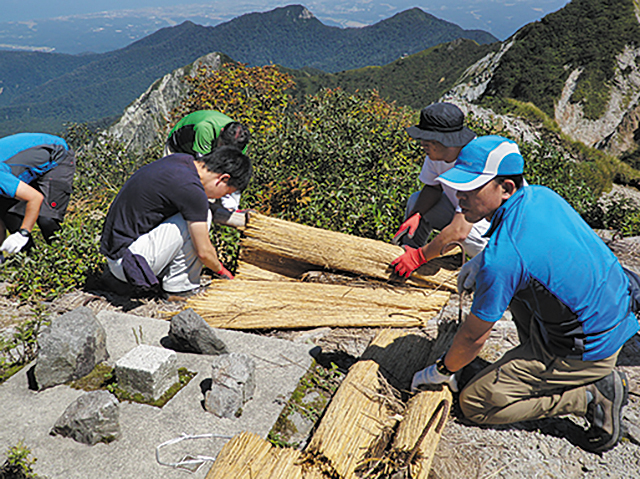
[
  {"left": 392, "top": 213, "right": 421, "bottom": 245},
  {"left": 411, "top": 364, "right": 458, "bottom": 393},
  {"left": 0, "top": 231, "right": 29, "bottom": 254}
]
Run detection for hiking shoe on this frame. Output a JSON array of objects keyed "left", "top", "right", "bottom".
[
  {"left": 162, "top": 286, "right": 208, "bottom": 302},
  {"left": 584, "top": 370, "right": 629, "bottom": 453},
  {"left": 97, "top": 269, "right": 132, "bottom": 296}
]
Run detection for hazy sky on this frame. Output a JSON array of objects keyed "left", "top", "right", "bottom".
[{"left": 3, "top": 0, "right": 572, "bottom": 40}]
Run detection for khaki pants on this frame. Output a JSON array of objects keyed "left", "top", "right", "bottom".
[{"left": 459, "top": 300, "right": 619, "bottom": 425}]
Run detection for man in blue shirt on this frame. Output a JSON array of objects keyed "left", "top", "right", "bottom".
[
  {"left": 411, "top": 135, "right": 638, "bottom": 453},
  {"left": 0, "top": 133, "right": 75, "bottom": 255}
]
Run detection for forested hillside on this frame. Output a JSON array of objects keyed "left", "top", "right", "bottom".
[
  {"left": 480, "top": 0, "right": 640, "bottom": 120},
  {"left": 287, "top": 39, "right": 499, "bottom": 110},
  {"left": 0, "top": 5, "right": 496, "bottom": 137}
]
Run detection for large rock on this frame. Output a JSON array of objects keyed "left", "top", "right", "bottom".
[
  {"left": 108, "top": 52, "right": 223, "bottom": 154},
  {"left": 34, "top": 307, "right": 108, "bottom": 390},
  {"left": 50, "top": 390, "right": 120, "bottom": 445},
  {"left": 168, "top": 308, "right": 229, "bottom": 355},
  {"left": 205, "top": 353, "right": 256, "bottom": 418}
]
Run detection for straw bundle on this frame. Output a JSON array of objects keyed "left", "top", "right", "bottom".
[
  {"left": 234, "top": 261, "right": 297, "bottom": 282},
  {"left": 390, "top": 387, "right": 452, "bottom": 478},
  {"left": 186, "top": 280, "right": 450, "bottom": 330},
  {"left": 305, "top": 359, "right": 401, "bottom": 478},
  {"left": 206, "top": 431, "right": 325, "bottom": 479},
  {"left": 242, "top": 213, "right": 460, "bottom": 291},
  {"left": 305, "top": 329, "right": 423, "bottom": 478}
]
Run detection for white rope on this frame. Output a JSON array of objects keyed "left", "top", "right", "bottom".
[{"left": 156, "top": 432, "right": 234, "bottom": 473}]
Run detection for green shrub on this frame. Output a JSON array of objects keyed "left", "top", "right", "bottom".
[{"left": 0, "top": 440, "right": 38, "bottom": 478}]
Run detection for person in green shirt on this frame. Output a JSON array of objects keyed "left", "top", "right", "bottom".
[{"left": 166, "top": 110, "right": 251, "bottom": 216}]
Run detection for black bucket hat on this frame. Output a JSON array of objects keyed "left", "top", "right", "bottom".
[{"left": 406, "top": 102, "right": 476, "bottom": 147}]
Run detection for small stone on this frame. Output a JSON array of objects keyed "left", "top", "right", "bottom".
[
  {"left": 51, "top": 390, "right": 120, "bottom": 445},
  {"left": 115, "top": 344, "right": 177, "bottom": 401},
  {"left": 204, "top": 353, "right": 256, "bottom": 418},
  {"left": 168, "top": 308, "right": 228, "bottom": 355}
]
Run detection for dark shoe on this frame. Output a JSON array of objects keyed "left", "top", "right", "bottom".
[
  {"left": 98, "top": 269, "right": 132, "bottom": 296},
  {"left": 162, "top": 286, "right": 208, "bottom": 302},
  {"left": 584, "top": 370, "right": 628, "bottom": 453}
]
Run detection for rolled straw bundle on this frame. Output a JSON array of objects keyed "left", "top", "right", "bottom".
[
  {"left": 305, "top": 329, "right": 420, "bottom": 478},
  {"left": 206, "top": 431, "right": 324, "bottom": 479},
  {"left": 234, "top": 261, "right": 297, "bottom": 282},
  {"left": 391, "top": 387, "right": 452, "bottom": 479},
  {"left": 242, "top": 213, "right": 459, "bottom": 291},
  {"left": 186, "top": 280, "right": 450, "bottom": 330}
]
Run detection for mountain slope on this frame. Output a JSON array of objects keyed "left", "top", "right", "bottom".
[
  {"left": 443, "top": 0, "right": 640, "bottom": 160},
  {"left": 287, "top": 38, "right": 499, "bottom": 110},
  {"left": 481, "top": 0, "right": 640, "bottom": 119},
  {"left": 0, "top": 5, "right": 496, "bottom": 137},
  {"left": 208, "top": 6, "right": 496, "bottom": 72}
]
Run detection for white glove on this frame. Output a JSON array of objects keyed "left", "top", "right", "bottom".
[
  {"left": 457, "top": 250, "right": 484, "bottom": 294},
  {"left": 1, "top": 232, "right": 29, "bottom": 254},
  {"left": 411, "top": 364, "right": 458, "bottom": 393}
]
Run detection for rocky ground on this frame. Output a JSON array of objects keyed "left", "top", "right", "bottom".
[{"left": 1, "top": 233, "right": 640, "bottom": 478}]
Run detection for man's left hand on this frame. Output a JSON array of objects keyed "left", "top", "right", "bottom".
[
  {"left": 216, "top": 264, "right": 234, "bottom": 280},
  {"left": 411, "top": 364, "right": 458, "bottom": 393},
  {"left": 0, "top": 232, "right": 29, "bottom": 254},
  {"left": 391, "top": 246, "right": 427, "bottom": 278}
]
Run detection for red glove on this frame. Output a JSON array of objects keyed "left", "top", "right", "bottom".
[
  {"left": 216, "top": 264, "right": 234, "bottom": 280},
  {"left": 392, "top": 213, "right": 421, "bottom": 245},
  {"left": 391, "top": 246, "right": 427, "bottom": 278}
]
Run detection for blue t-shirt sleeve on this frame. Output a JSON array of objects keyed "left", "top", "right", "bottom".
[
  {"left": 0, "top": 163, "right": 20, "bottom": 198},
  {"left": 471, "top": 234, "right": 528, "bottom": 322}
]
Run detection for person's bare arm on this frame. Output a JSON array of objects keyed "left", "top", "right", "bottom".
[
  {"left": 187, "top": 221, "right": 222, "bottom": 272},
  {"left": 421, "top": 212, "right": 473, "bottom": 262},
  {"left": 14, "top": 181, "right": 44, "bottom": 232},
  {"left": 443, "top": 312, "right": 494, "bottom": 372}
]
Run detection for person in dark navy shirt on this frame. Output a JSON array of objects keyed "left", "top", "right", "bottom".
[
  {"left": 100, "top": 146, "right": 251, "bottom": 297},
  {"left": 0, "top": 133, "right": 75, "bottom": 255},
  {"left": 410, "top": 135, "right": 637, "bottom": 453}
]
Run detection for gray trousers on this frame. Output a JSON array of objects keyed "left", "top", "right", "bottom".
[
  {"left": 402, "top": 191, "right": 488, "bottom": 257},
  {"left": 108, "top": 212, "right": 210, "bottom": 293}
]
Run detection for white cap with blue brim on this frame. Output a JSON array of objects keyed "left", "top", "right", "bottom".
[{"left": 437, "top": 135, "right": 524, "bottom": 191}]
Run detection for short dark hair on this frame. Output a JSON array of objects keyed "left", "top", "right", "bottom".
[
  {"left": 494, "top": 174, "right": 524, "bottom": 190},
  {"left": 219, "top": 122, "right": 251, "bottom": 151},
  {"left": 200, "top": 146, "right": 252, "bottom": 191}
]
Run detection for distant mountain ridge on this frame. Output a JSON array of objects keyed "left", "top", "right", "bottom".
[{"left": 0, "top": 4, "right": 497, "bottom": 137}]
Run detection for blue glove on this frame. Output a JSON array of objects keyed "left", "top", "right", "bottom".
[
  {"left": 411, "top": 364, "right": 458, "bottom": 393},
  {"left": 457, "top": 250, "right": 483, "bottom": 294}
]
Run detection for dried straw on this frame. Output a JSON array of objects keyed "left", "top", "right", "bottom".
[
  {"left": 390, "top": 387, "right": 452, "bottom": 478},
  {"left": 243, "top": 213, "right": 459, "bottom": 291},
  {"left": 206, "top": 431, "right": 325, "bottom": 479},
  {"left": 234, "top": 261, "right": 297, "bottom": 282},
  {"left": 305, "top": 329, "right": 425, "bottom": 478},
  {"left": 186, "top": 280, "right": 450, "bottom": 330}
]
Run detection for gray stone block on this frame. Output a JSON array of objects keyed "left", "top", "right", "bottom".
[
  {"left": 51, "top": 390, "right": 120, "bottom": 445},
  {"left": 205, "top": 353, "right": 256, "bottom": 418},
  {"left": 115, "top": 344, "right": 177, "bottom": 401},
  {"left": 168, "top": 308, "right": 228, "bottom": 355},
  {"left": 204, "top": 384, "right": 244, "bottom": 418},
  {"left": 35, "top": 307, "right": 109, "bottom": 390}
]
